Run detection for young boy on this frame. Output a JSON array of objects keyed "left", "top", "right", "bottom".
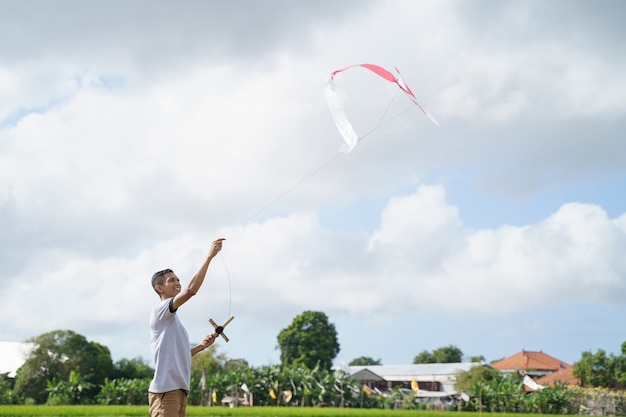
[{"left": 148, "top": 238, "right": 225, "bottom": 417}]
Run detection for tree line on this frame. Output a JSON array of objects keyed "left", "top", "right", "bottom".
[{"left": 2, "top": 310, "right": 626, "bottom": 413}]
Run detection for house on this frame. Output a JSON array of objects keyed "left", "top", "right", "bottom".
[
  {"left": 0, "top": 341, "right": 34, "bottom": 377},
  {"left": 490, "top": 349, "right": 580, "bottom": 390},
  {"left": 536, "top": 364, "right": 580, "bottom": 387},
  {"left": 344, "top": 362, "right": 482, "bottom": 394},
  {"left": 490, "top": 350, "right": 571, "bottom": 379}
]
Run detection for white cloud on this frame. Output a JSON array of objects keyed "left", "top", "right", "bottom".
[
  {"left": 1, "top": 0, "right": 625, "bottom": 365},
  {"left": 4, "top": 183, "right": 625, "bottom": 358}
]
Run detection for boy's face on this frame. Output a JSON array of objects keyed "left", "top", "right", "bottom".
[{"left": 156, "top": 272, "right": 181, "bottom": 299}]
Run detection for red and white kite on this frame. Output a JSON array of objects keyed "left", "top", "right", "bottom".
[{"left": 325, "top": 63, "right": 439, "bottom": 153}]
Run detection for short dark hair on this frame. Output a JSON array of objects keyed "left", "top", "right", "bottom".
[{"left": 151, "top": 269, "right": 173, "bottom": 294}]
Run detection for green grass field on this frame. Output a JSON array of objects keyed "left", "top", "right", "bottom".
[{"left": 0, "top": 406, "right": 554, "bottom": 417}]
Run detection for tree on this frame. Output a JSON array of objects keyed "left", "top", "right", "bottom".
[
  {"left": 191, "top": 347, "right": 222, "bottom": 376},
  {"left": 432, "top": 345, "right": 463, "bottom": 363},
  {"left": 14, "top": 330, "right": 114, "bottom": 404},
  {"left": 112, "top": 357, "right": 153, "bottom": 380},
  {"left": 45, "top": 370, "right": 93, "bottom": 405},
  {"left": 0, "top": 372, "right": 19, "bottom": 405},
  {"left": 223, "top": 358, "right": 250, "bottom": 372},
  {"left": 572, "top": 342, "right": 626, "bottom": 389},
  {"left": 574, "top": 349, "right": 612, "bottom": 387},
  {"left": 455, "top": 364, "right": 500, "bottom": 392},
  {"left": 413, "top": 345, "right": 463, "bottom": 364},
  {"left": 96, "top": 377, "right": 150, "bottom": 405},
  {"left": 413, "top": 350, "right": 435, "bottom": 364},
  {"left": 470, "top": 355, "right": 486, "bottom": 363},
  {"left": 277, "top": 311, "right": 340, "bottom": 371},
  {"left": 349, "top": 356, "right": 381, "bottom": 366}
]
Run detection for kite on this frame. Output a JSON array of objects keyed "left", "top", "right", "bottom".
[{"left": 325, "top": 63, "right": 439, "bottom": 153}]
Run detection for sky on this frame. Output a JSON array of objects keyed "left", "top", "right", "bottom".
[{"left": 1, "top": 0, "right": 625, "bottom": 370}]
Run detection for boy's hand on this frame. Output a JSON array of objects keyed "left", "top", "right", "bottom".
[{"left": 201, "top": 333, "right": 218, "bottom": 349}]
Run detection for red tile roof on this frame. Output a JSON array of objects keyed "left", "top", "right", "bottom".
[
  {"left": 536, "top": 365, "right": 580, "bottom": 387},
  {"left": 490, "top": 350, "right": 570, "bottom": 372}
]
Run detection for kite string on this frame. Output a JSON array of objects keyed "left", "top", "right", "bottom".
[
  {"left": 228, "top": 84, "right": 415, "bottom": 237},
  {"left": 227, "top": 151, "right": 344, "bottom": 236},
  {"left": 217, "top": 150, "right": 345, "bottom": 322},
  {"left": 218, "top": 252, "right": 232, "bottom": 321},
  {"left": 374, "top": 90, "right": 400, "bottom": 129},
  {"left": 216, "top": 92, "right": 413, "bottom": 320}
]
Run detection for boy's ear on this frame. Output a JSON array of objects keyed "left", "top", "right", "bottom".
[{"left": 155, "top": 284, "right": 164, "bottom": 294}]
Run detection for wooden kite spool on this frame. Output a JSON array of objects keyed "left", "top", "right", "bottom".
[{"left": 209, "top": 316, "right": 234, "bottom": 342}]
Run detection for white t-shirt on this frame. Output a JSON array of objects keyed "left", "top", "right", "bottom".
[{"left": 148, "top": 298, "right": 191, "bottom": 393}]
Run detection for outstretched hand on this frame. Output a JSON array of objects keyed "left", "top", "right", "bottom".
[{"left": 208, "top": 238, "right": 225, "bottom": 259}]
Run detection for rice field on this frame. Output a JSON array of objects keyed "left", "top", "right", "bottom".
[{"left": 0, "top": 405, "right": 550, "bottom": 417}]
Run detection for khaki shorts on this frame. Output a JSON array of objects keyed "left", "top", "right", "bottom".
[{"left": 149, "top": 389, "right": 187, "bottom": 417}]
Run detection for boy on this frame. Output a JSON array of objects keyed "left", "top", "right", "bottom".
[{"left": 148, "top": 238, "right": 225, "bottom": 417}]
